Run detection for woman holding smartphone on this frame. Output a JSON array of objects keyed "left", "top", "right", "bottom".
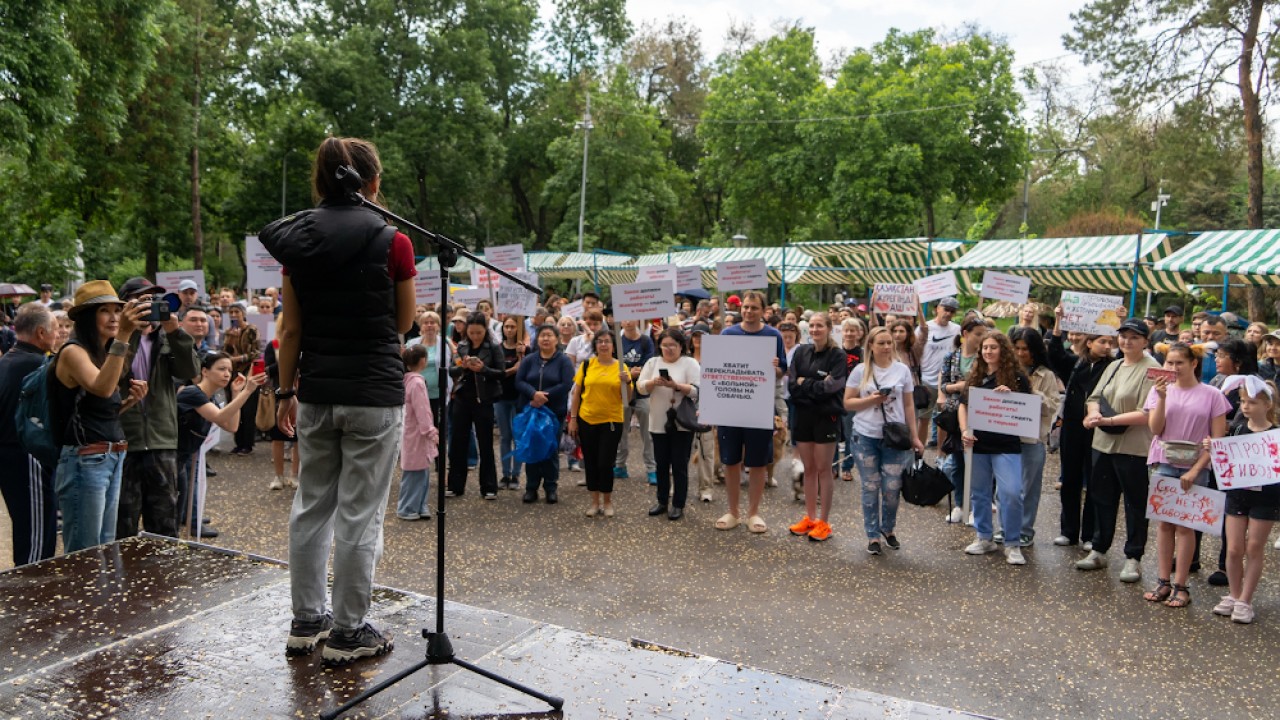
[{"left": 637, "top": 328, "right": 700, "bottom": 520}]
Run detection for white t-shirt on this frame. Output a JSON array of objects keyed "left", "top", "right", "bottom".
[
  {"left": 636, "top": 355, "right": 701, "bottom": 435},
  {"left": 565, "top": 333, "right": 595, "bottom": 366},
  {"left": 846, "top": 360, "right": 915, "bottom": 440},
  {"left": 917, "top": 320, "right": 960, "bottom": 386}
]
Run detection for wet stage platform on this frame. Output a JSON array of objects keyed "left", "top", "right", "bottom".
[{"left": 0, "top": 536, "right": 985, "bottom": 719}]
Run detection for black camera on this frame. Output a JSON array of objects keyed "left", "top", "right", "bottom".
[{"left": 147, "top": 293, "right": 181, "bottom": 322}]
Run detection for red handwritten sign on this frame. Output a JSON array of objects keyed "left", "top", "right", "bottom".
[
  {"left": 1210, "top": 428, "right": 1280, "bottom": 489},
  {"left": 1145, "top": 473, "right": 1225, "bottom": 535}
]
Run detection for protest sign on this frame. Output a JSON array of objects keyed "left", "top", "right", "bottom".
[
  {"left": 912, "top": 272, "right": 958, "bottom": 303},
  {"left": 560, "top": 299, "right": 584, "bottom": 319},
  {"left": 155, "top": 270, "right": 207, "bottom": 299},
  {"left": 979, "top": 271, "right": 1031, "bottom": 304},
  {"left": 485, "top": 244, "right": 526, "bottom": 271},
  {"left": 496, "top": 271, "right": 540, "bottom": 316},
  {"left": 1210, "top": 428, "right": 1280, "bottom": 490},
  {"left": 414, "top": 273, "right": 444, "bottom": 305},
  {"left": 611, "top": 281, "right": 676, "bottom": 321},
  {"left": 967, "top": 388, "right": 1042, "bottom": 438},
  {"left": 1059, "top": 291, "right": 1125, "bottom": 335},
  {"left": 245, "top": 235, "right": 283, "bottom": 290},
  {"left": 677, "top": 266, "right": 703, "bottom": 292},
  {"left": 1145, "top": 473, "right": 1226, "bottom": 535},
  {"left": 248, "top": 313, "right": 276, "bottom": 343},
  {"left": 452, "top": 288, "right": 491, "bottom": 309},
  {"left": 1145, "top": 368, "right": 1176, "bottom": 383},
  {"left": 193, "top": 426, "right": 221, "bottom": 535},
  {"left": 471, "top": 267, "right": 502, "bottom": 289},
  {"left": 716, "top": 259, "right": 768, "bottom": 292},
  {"left": 698, "top": 335, "right": 777, "bottom": 430},
  {"left": 871, "top": 284, "right": 918, "bottom": 316},
  {"left": 636, "top": 263, "right": 678, "bottom": 285}
]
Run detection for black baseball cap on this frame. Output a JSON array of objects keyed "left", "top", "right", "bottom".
[
  {"left": 1163, "top": 305, "right": 1184, "bottom": 316},
  {"left": 1117, "top": 318, "right": 1149, "bottom": 338}
]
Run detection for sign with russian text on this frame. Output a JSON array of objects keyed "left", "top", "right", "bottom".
[
  {"left": 451, "top": 288, "right": 491, "bottom": 309},
  {"left": 245, "top": 235, "right": 283, "bottom": 290},
  {"left": 485, "top": 244, "right": 525, "bottom": 270},
  {"left": 248, "top": 313, "right": 276, "bottom": 344},
  {"left": 698, "top": 335, "right": 776, "bottom": 430},
  {"left": 967, "top": 388, "right": 1042, "bottom": 438},
  {"left": 677, "top": 266, "right": 703, "bottom": 292},
  {"left": 1146, "top": 473, "right": 1226, "bottom": 535},
  {"left": 716, "top": 259, "right": 768, "bottom": 292},
  {"left": 979, "top": 271, "right": 1031, "bottom": 304},
  {"left": 155, "top": 270, "right": 207, "bottom": 300},
  {"left": 636, "top": 263, "right": 678, "bottom": 285},
  {"left": 1059, "top": 291, "right": 1125, "bottom": 335},
  {"left": 871, "top": 284, "right": 918, "bottom": 316},
  {"left": 414, "top": 273, "right": 444, "bottom": 305},
  {"left": 560, "top": 299, "right": 584, "bottom": 319},
  {"left": 1211, "top": 429, "right": 1280, "bottom": 490},
  {"left": 912, "top": 272, "right": 958, "bottom": 303},
  {"left": 496, "top": 271, "right": 540, "bottom": 317},
  {"left": 611, "top": 281, "right": 676, "bottom": 321}
]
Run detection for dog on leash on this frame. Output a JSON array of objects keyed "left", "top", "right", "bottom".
[
  {"left": 766, "top": 415, "right": 788, "bottom": 487},
  {"left": 766, "top": 417, "right": 806, "bottom": 500}
]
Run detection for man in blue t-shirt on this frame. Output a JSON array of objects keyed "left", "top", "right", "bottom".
[
  {"left": 615, "top": 319, "right": 656, "bottom": 481},
  {"left": 716, "top": 291, "right": 787, "bottom": 534}
]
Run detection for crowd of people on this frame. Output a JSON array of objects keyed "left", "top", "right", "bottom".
[{"left": 3, "top": 137, "right": 1277, "bottom": 671}]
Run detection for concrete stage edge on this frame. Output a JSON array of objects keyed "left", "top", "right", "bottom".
[{"left": 0, "top": 536, "right": 990, "bottom": 719}]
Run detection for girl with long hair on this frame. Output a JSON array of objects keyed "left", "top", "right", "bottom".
[
  {"left": 937, "top": 318, "right": 987, "bottom": 519},
  {"left": 1009, "top": 327, "right": 1061, "bottom": 545},
  {"left": 787, "top": 313, "right": 848, "bottom": 542},
  {"left": 890, "top": 319, "right": 928, "bottom": 443},
  {"left": 839, "top": 317, "right": 867, "bottom": 482},
  {"left": 447, "top": 312, "right": 505, "bottom": 499},
  {"left": 225, "top": 322, "right": 262, "bottom": 455},
  {"left": 844, "top": 326, "right": 922, "bottom": 555},
  {"left": 395, "top": 345, "right": 439, "bottom": 521},
  {"left": 958, "top": 332, "right": 1032, "bottom": 566},
  {"left": 496, "top": 315, "right": 528, "bottom": 490}
]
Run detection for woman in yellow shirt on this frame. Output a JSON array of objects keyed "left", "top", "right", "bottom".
[{"left": 568, "top": 330, "right": 632, "bottom": 517}]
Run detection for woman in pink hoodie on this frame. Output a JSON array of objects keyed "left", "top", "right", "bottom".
[{"left": 397, "top": 345, "right": 440, "bottom": 520}]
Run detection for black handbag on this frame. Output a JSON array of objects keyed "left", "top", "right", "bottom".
[
  {"left": 1095, "top": 365, "right": 1128, "bottom": 435},
  {"left": 877, "top": 398, "right": 914, "bottom": 451},
  {"left": 901, "top": 459, "right": 953, "bottom": 506},
  {"left": 670, "top": 385, "right": 709, "bottom": 433},
  {"left": 910, "top": 357, "right": 932, "bottom": 409}
]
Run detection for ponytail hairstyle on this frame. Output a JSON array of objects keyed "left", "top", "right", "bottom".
[
  {"left": 311, "top": 137, "right": 384, "bottom": 205},
  {"left": 967, "top": 331, "right": 1021, "bottom": 391}
]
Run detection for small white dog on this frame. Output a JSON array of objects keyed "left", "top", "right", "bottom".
[{"left": 772, "top": 454, "right": 805, "bottom": 502}]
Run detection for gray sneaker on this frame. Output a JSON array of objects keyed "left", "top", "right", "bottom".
[
  {"left": 1075, "top": 550, "right": 1109, "bottom": 571},
  {"left": 321, "top": 622, "right": 394, "bottom": 666},
  {"left": 286, "top": 612, "right": 333, "bottom": 656}
]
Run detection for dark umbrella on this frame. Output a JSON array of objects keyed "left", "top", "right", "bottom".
[
  {"left": 0, "top": 283, "right": 36, "bottom": 298},
  {"left": 677, "top": 287, "right": 710, "bottom": 301}
]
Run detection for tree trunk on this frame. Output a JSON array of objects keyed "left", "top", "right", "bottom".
[
  {"left": 924, "top": 202, "right": 936, "bottom": 238},
  {"left": 1241, "top": 0, "right": 1266, "bottom": 319},
  {"left": 190, "top": 6, "right": 204, "bottom": 270}
]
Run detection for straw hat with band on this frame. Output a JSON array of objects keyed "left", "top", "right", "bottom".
[{"left": 68, "top": 280, "right": 125, "bottom": 318}]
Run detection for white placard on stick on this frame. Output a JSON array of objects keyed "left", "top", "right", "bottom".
[
  {"left": 611, "top": 281, "right": 676, "bottom": 321},
  {"left": 414, "top": 273, "right": 444, "bottom": 305},
  {"left": 470, "top": 266, "right": 502, "bottom": 289},
  {"left": 967, "top": 388, "right": 1042, "bottom": 438},
  {"left": 245, "top": 235, "right": 283, "bottom": 291},
  {"left": 1146, "top": 473, "right": 1226, "bottom": 535},
  {"left": 637, "top": 263, "right": 678, "bottom": 285},
  {"left": 871, "top": 283, "right": 919, "bottom": 316},
  {"left": 1059, "top": 291, "right": 1125, "bottom": 335},
  {"left": 1211, "top": 428, "right": 1280, "bottom": 490},
  {"left": 248, "top": 312, "right": 276, "bottom": 343},
  {"left": 716, "top": 259, "right": 768, "bottom": 292},
  {"left": 496, "top": 271, "right": 540, "bottom": 316},
  {"left": 155, "top": 270, "right": 207, "bottom": 299},
  {"left": 979, "top": 270, "right": 1031, "bottom": 304},
  {"left": 560, "top": 299, "right": 584, "bottom": 319},
  {"left": 485, "top": 244, "right": 526, "bottom": 271},
  {"left": 677, "top": 266, "right": 703, "bottom": 291},
  {"left": 452, "top": 289, "right": 491, "bottom": 309},
  {"left": 698, "top": 335, "right": 777, "bottom": 430},
  {"left": 912, "top": 272, "right": 958, "bottom": 303}
]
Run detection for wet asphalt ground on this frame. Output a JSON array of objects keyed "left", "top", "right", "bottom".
[{"left": 4, "top": 434, "right": 1279, "bottom": 720}]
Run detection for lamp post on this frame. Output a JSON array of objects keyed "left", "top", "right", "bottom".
[
  {"left": 574, "top": 93, "right": 594, "bottom": 293},
  {"left": 731, "top": 233, "right": 749, "bottom": 249}
]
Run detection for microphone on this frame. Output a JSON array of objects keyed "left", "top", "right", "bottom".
[{"left": 335, "top": 164, "right": 365, "bottom": 198}]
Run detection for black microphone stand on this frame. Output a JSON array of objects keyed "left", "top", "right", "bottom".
[{"left": 319, "top": 165, "right": 562, "bottom": 719}]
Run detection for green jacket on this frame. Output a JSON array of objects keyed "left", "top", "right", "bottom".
[{"left": 119, "top": 327, "right": 201, "bottom": 451}]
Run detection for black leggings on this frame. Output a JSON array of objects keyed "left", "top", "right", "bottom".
[{"left": 578, "top": 420, "right": 623, "bottom": 493}]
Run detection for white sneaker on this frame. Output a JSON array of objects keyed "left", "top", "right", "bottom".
[
  {"left": 1119, "top": 558, "right": 1142, "bottom": 583},
  {"left": 1274, "top": 536, "right": 1280, "bottom": 550},
  {"left": 1075, "top": 550, "right": 1109, "bottom": 571},
  {"left": 269, "top": 477, "right": 284, "bottom": 491},
  {"left": 1052, "top": 535, "right": 1073, "bottom": 546},
  {"left": 1213, "top": 595, "right": 1238, "bottom": 616},
  {"left": 1083, "top": 541, "right": 1093, "bottom": 551},
  {"left": 1005, "top": 547, "right": 1026, "bottom": 566},
  {"left": 965, "top": 538, "right": 999, "bottom": 555},
  {"left": 948, "top": 507, "right": 964, "bottom": 524},
  {"left": 285, "top": 476, "right": 299, "bottom": 489}
]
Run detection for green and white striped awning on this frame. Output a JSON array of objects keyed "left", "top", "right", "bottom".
[
  {"left": 945, "top": 234, "right": 1185, "bottom": 294},
  {"left": 790, "top": 239, "right": 973, "bottom": 290},
  {"left": 596, "top": 247, "right": 811, "bottom": 287},
  {"left": 1154, "top": 229, "right": 1280, "bottom": 286}
]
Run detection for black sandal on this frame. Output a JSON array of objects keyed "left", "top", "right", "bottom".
[
  {"left": 1165, "top": 584, "right": 1191, "bottom": 609},
  {"left": 1144, "top": 578, "right": 1172, "bottom": 603}
]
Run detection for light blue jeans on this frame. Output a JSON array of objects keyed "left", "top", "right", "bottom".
[
  {"left": 970, "top": 451, "right": 1024, "bottom": 547},
  {"left": 55, "top": 445, "right": 126, "bottom": 553},
  {"left": 495, "top": 399, "right": 522, "bottom": 479},
  {"left": 1020, "top": 442, "right": 1046, "bottom": 542},
  {"left": 290, "top": 403, "right": 403, "bottom": 631},
  {"left": 396, "top": 468, "right": 430, "bottom": 518},
  {"left": 855, "top": 434, "right": 913, "bottom": 540}
]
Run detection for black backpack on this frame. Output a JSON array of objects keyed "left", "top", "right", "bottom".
[{"left": 901, "top": 458, "right": 952, "bottom": 506}]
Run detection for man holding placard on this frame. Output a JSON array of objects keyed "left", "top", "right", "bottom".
[{"left": 708, "top": 291, "right": 786, "bottom": 533}]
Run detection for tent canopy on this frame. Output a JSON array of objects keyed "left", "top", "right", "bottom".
[
  {"left": 944, "top": 234, "right": 1184, "bottom": 294},
  {"left": 789, "top": 239, "right": 972, "bottom": 290},
  {"left": 1154, "top": 229, "right": 1280, "bottom": 286}
]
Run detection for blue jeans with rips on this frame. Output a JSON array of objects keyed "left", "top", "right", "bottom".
[
  {"left": 855, "top": 434, "right": 913, "bottom": 540},
  {"left": 55, "top": 445, "right": 126, "bottom": 553}
]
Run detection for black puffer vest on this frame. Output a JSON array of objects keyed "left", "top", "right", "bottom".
[{"left": 260, "top": 200, "right": 404, "bottom": 407}]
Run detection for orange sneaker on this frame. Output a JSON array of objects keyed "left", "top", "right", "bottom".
[
  {"left": 807, "top": 520, "right": 833, "bottom": 542},
  {"left": 789, "top": 516, "right": 817, "bottom": 536}
]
